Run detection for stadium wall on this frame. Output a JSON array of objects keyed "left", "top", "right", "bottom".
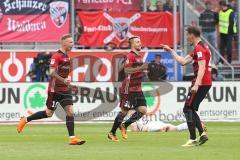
[
  {"left": 0, "top": 82, "right": 239, "bottom": 122},
  {"left": 0, "top": 50, "right": 182, "bottom": 82}
]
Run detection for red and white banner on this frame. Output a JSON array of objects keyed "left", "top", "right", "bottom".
[
  {"left": 75, "top": 0, "right": 141, "bottom": 11},
  {"left": 78, "top": 12, "right": 180, "bottom": 47},
  {"left": 0, "top": 0, "right": 70, "bottom": 42},
  {"left": 0, "top": 51, "right": 134, "bottom": 82}
]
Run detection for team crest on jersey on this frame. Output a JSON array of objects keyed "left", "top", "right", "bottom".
[
  {"left": 49, "top": 1, "right": 68, "bottom": 28},
  {"left": 197, "top": 51, "right": 203, "bottom": 58}
]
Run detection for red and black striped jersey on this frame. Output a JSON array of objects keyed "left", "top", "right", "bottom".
[
  {"left": 190, "top": 41, "right": 212, "bottom": 85},
  {"left": 48, "top": 50, "right": 71, "bottom": 93},
  {"left": 121, "top": 51, "right": 145, "bottom": 94}
]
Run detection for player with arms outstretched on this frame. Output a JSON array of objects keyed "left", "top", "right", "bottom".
[
  {"left": 17, "top": 34, "right": 86, "bottom": 145},
  {"left": 161, "top": 26, "right": 212, "bottom": 147}
]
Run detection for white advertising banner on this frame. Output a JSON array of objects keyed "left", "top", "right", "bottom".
[
  {"left": 0, "top": 82, "right": 239, "bottom": 122},
  {"left": 159, "top": 82, "right": 240, "bottom": 122}
]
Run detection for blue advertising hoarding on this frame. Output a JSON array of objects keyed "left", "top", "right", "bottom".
[{"left": 145, "top": 50, "right": 182, "bottom": 81}]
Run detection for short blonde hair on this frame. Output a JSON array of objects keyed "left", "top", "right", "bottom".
[{"left": 61, "top": 34, "right": 72, "bottom": 41}]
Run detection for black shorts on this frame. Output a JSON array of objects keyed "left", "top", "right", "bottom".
[
  {"left": 120, "top": 91, "right": 147, "bottom": 110},
  {"left": 184, "top": 85, "right": 211, "bottom": 111},
  {"left": 46, "top": 92, "right": 73, "bottom": 111}
]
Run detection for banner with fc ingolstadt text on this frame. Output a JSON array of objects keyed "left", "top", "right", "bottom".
[
  {"left": 78, "top": 12, "right": 180, "bottom": 47},
  {"left": 0, "top": 0, "right": 70, "bottom": 42},
  {"left": 0, "top": 82, "right": 239, "bottom": 122}
]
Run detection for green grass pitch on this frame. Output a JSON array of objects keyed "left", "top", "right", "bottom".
[{"left": 0, "top": 122, "right": 240, "bottom": 160}]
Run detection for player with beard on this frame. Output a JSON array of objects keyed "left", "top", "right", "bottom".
[
  {"left": 108, "top": 36, "right": 148, "bottom": 142},
  {"left": 17, "top": 34, "right": 86, "bottom": 145},
  {"left": 161, "top": 26, "right": 212, "bottom": 147}
]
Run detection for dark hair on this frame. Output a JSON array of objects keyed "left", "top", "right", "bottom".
[
  {"left": 128, "top": 36, "right": 140, "bottom": 47},
  {"left": 128, "top": 36, "right": 139, "bottom": 42},
  {"left": 186, "top": 26, "right": 201, "bottom": 37},
  {"left": 155, "top": 54, "right": 162, "bottom": 58},
  {"left": 61, "top": 34, "right": 72, "bottom": 41}
]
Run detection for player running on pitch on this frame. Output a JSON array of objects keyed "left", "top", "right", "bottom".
[
  {"left": 108, "top": 36, "right": 148, "bottom": 142},
  {"left": 161, "top": 26, "right": 212, "bottom": 147},
  {"left": 17, "top": 34, "right": 86, "bottom": 145}
]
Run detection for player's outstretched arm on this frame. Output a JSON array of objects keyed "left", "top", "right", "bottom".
[{"left": 160, "top": 44, "right": 192, "bottom": 66}]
